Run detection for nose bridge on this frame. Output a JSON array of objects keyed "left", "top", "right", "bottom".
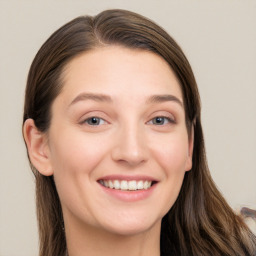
[{"left": 111, "top": 119, "right": 148, "bottom": 166}]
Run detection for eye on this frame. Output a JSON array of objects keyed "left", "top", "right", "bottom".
[
  {"left": 83, "top": 117, "right": 106, "bottom": 126},
  {"left": 149, "top": 116, "right": 174, "bottom": 125}
]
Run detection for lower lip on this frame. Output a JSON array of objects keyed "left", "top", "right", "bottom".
[{"left": 99, "top": 183, "right": 157, "bottom": 202}]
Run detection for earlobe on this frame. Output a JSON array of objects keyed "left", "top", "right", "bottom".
[{"left": 23, "top": 119, "right": 53, "bottom": 176}]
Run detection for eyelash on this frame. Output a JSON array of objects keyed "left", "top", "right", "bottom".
[
  {"left": 82, "top": 115, "right": 175, "bottom": 126},
  {"left": 82, "top": 117, "right": 107, "bottom": 126},
  {"left": 147, "top": 116, "right": 175, "bottom": 126}
]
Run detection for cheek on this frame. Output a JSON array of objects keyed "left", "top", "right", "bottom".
[
  {"left": 150, "top": 132, "right": 189, "bottom": 175},
  {"left": 47, "top": 129, "right": 110, "bottom": 205},
  {"left": 48, "top": 129, "right": 111, "bottom": 220},
  {"left": 150, "top": 134, "right": 189, "bottom": 214},
  {"left": 49, "top": 129, "right": 108, "bottom": 175}
]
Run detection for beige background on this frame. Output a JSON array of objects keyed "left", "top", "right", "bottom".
[{"left": 0, "top": 0, "right": 255, "bottom": 255}]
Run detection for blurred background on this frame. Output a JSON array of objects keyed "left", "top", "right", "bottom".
[{"left": 0, "top": 0, "right": 255, "bottom": 255}]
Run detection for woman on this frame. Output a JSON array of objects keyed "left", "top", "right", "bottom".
[{"left": 22, "top": 9, "right": 256, "bottom": 256}]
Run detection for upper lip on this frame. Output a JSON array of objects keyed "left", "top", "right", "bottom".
[{"left": 97, "top": 175, "right": 159, "bottom": 182}]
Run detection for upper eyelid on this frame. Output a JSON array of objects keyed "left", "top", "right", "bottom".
[
  {"left": 147, "top": 111, "right": 176, "bottom": 121},
  {"left": 79, "top": 111, "right": 109, "bottom": 122}
]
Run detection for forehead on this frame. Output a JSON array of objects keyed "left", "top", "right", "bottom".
[{"left": 60, "top": 46, "right": 183, "bottom": 103}]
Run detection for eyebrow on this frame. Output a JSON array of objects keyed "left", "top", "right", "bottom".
[
  {"left": 146, "top": 94, "right": 183, "bottom": 107},
  {"left": 69, "top": 92, "right": 183, "bottom": 107},
  {"left": 69, "top": 93, "right": 112, "bottom": 106}
]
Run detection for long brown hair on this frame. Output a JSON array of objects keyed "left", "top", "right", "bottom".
[{"left": 23, "top": 9, "right": 256, "bottom": 256}]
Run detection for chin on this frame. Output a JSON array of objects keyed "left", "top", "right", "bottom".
[{"left": 99, "top": 215, "right": 162, "bottom": 237}]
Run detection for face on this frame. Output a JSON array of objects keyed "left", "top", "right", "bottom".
[{"left": 43, "top": 46, "right": 193, "bottom": 236}]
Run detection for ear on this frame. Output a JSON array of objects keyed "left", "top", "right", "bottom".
[
  {"left": 185, "top": 124, "right": 194, "bottom": 172},
  {"left": 23, "top": 119, "right": 53, "bottom": 176}
]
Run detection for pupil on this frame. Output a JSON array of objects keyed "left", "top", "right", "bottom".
[
  {"left": 91, "top": 117, "right": 99, "bottom": 124},
  {"left": 155, "top": 117, "right": 163, "bottom": 124}
]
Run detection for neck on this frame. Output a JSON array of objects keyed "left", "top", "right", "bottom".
[{"left": 65, "top": 216, "right": 161, "bottom": 256}]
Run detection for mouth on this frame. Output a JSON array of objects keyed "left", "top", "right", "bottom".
[{"left": 98, "top": 179, "right": 157, "bottom": 191}]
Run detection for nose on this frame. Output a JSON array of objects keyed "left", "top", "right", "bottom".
[{"left": 111, "top": 124, "right": 148, "bottom": 167}]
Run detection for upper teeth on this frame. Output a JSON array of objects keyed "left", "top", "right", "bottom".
[{"left": 99, "top": 180, "right": 152, "bottom": 191}]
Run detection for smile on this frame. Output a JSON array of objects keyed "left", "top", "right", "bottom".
[{"left": 98, "top": 180, "right": 154, "bottom": 191}]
